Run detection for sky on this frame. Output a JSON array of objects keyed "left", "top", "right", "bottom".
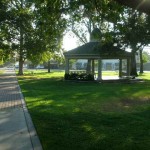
[
  {"left": 63, "top": 35, "right": 78, "bottom": 51},
  {"left": 62, "top": 31, "right": 80, "bottom": 51}
]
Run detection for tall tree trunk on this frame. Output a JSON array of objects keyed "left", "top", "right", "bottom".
[
  {"left": 130, "top": 51, "right": 138, "bottom": 76},
  {"left": 18, "top": 0, "right": 24, "bottom": 75},
  {"left": 18, "top": 57, "right": 24, "bottom": 75},
  {"left": 18, "top": 29, "right": 24, "bottom": 75},
  {"left": 48, "top": 60, "right": 50, "bottom": 73},
  {"left": 18, "top": 34, "right": 24, "bottom": 74},
  {"left": 139, "top": 49, "right": 144, "bottom": 73}
]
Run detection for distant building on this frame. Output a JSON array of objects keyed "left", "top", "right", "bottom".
[
  {"left": 144, "top": 62, "right": 150, "bottom": 71},
  {"left": 71, "top": 59, "right": 128, "bottom": 71}
]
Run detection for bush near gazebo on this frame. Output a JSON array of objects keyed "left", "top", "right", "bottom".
[{"left": 64, "top": 73, "right": 94, "bottom": 81}]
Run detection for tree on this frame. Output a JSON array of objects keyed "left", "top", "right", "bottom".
[
  {"left": 0, "top": 0, "right": 12, "bottom": 65},
  {"left": 139, "top": 49, "right": 150, "bottom": 73},
  {"left": 67, "top": 0, "right": 123, "bottom": 44},
  {"left": 143, "top": 51, "right": 150, "bottom": 62},
  {"left": 117, "top": 9, "right": 150, "bottom": 76},
  {"left": 66, "top": 1, "right": 150, "bottom": 77},
  {"left": 0, "top": 0, "right": 67, "bottom": 75},
  {"left": 27, "top": 0, "right": 67, "bottom": 73},
  {"left": 0, "top": 0, "right": 34, "bottom": 74}
]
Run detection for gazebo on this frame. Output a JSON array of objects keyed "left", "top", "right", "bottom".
[
  {"left": 64, "top": 42, "right": 131, "bottom": 81},
  {"left": 64, "top": 29, "right": 132, "bottom": 81}
]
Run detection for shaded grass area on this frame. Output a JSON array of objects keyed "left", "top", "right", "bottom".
[{"left": 18, "top": 71, "right": 150, "bottom": 150}]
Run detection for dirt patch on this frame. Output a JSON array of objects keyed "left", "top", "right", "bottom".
[
  {"left": 101, "top": 102, "right": 123, "bottom": 112},
  {"left": 120, "top": 97, "right": 150, "bottom": 107},
  {"left": 100, "top": 97, "right": 150, "bottom": 112}
]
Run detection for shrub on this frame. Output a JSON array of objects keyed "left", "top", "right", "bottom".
[{"left": 64, "top": 73, "right": 94, "bottom": 81}]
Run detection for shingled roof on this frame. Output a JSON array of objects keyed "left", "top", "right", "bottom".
[{"left": 64, "top": 42, "right": 131, "bottom": 58}]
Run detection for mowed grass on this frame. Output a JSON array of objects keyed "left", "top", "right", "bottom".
[{"left": 18, "top": 70, "right": 150, "bottom": 150}]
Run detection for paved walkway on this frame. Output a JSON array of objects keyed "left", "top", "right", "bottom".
[{"left": 0, "top": 68, "right": 43, "bottom": 150}]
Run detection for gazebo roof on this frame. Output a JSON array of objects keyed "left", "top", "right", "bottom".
[{"left": 64, "top": 42, "right": 131, "bottom": 59}]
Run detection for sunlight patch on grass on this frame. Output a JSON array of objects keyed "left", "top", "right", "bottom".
[
  {"left": 73, "top": 108, "right": 80, "bottom": 113},
  {"left": 139, "top": 72, "right": 150, "bottom": 80},
  {"left": 82, "top": 123, "right": 106, "bottom": 142}
]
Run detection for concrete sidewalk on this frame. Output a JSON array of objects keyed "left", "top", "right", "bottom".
[{"left": 0, "top": 68, "right": 43, "bottom": 150}]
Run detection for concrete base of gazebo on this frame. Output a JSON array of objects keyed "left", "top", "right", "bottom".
[
  {"left": 100, "top": 76, "right": 143, "bottom": 83},
  {"left": 64, "top": 75, "right": 143, "bottom": 83}
]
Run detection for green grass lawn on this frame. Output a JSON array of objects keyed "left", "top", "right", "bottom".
[{"left": 18, "top": 71, "right": 150, "bottom": 150}]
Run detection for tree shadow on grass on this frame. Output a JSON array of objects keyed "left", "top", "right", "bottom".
[
  {"left": 19, "top": 77, "right": 150, "bottom": 150},
  {"left": 30, "top": 105, "right": 150, "bottom": 150}
]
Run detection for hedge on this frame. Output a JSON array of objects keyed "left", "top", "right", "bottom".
[{"left": 64, "top": 73, "right": 94, "bottom": 81}]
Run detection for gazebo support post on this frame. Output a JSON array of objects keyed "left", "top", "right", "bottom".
[
  {"left": 97, "top": 58, "right": 102, "bottom": 81},
  {"left": 65, "top": 58, "right": 69, "bottom": 74},
  {"left": 127, "top": 58, "right": 130, "bottom": 76},
  {"left": 92, "top": 59, "right": 95, "bottom": 74},
  {"left": 86, "top": 59, "right": 92, "bottom": 74},
  {"left": 119, "top": 59, "right": 122, "bottom": 77}
]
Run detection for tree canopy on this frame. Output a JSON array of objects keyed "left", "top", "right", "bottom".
[
  {"left": 64, "top": 0, "right": 150, "bottom": 75},
  {"left": 0, "top": 0, "right": 150, "bottom": 75},
  {"left": 0, "top": 0, "right": 67, "bottom": 74}
]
